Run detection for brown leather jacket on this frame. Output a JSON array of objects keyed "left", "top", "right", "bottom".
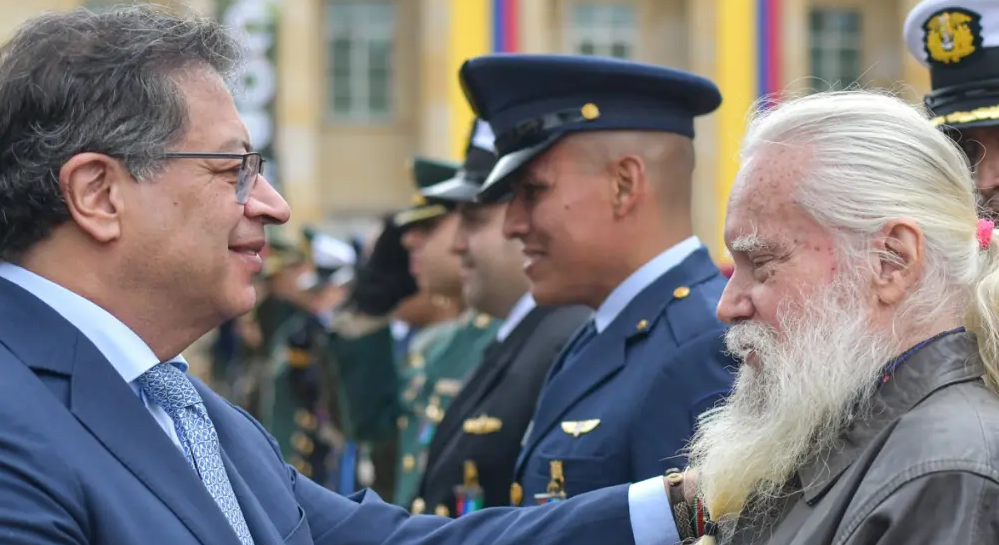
[{"left": 728, "top": 330, "right": 999, "bottom": 544}]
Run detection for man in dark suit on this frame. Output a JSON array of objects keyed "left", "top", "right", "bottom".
[
  {"left": 411, "top": 119, "right": 591, "bottom": 516},
  {"left": 461, "top": 54, "right": 739, "bottom": 505},
  {"left": 0, "top": 6, "right": 686, "bottom": 544}
]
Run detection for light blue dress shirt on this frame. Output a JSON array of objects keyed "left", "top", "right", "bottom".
[{"left": 0, "top": 263, "right": 187, "bottom": 450}]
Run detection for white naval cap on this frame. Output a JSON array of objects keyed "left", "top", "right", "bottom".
[
  {"left": 311, "top": 233, "right": 357, "bottom": 271},
  {"left": 904, "top": 0, "right": 999, "bottom": 128}
]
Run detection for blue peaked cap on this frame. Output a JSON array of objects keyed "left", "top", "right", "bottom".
[{"left": 459, "top": 53, "right": 722, "bottom": 202}]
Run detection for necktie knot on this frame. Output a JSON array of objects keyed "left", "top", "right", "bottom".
[{"left": 136, "top": 361, "right": 202, "bottom": 416}]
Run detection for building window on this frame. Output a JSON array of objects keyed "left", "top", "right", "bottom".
[
  {"left": 809, "top": 8, "right": 863, "bottom": 90},
  {"left": 325, "top": 1, "right": 395, "bottom": 122},
  {"left": 565, "top": 3, "right": 638, "bottom": 60}
]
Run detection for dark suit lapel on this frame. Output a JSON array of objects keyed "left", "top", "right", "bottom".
[
  {"left": 426, "top": 307, "right": 552, "bottom": 480},
  {"left": 0, "top": 277, "right": 239, "bottom": 545}
]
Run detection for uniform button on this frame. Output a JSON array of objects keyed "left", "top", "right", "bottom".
[
  {"left": 410, "top": 353, "right": 425, "bottom": 369},
  {"left": 411, "top": 497, "right": 426, "bottom": 514},
  {"left": 397, "top": 415, "right": 409, "bottom": 430},
  {"left": 434, "top": 504, "right": 450, "bottom": 517},
  {"left": 403, "top": 454, "right": 415, "bottom": 472},
  {"left": 510, "top": 482, "right": 523, "bottom": 506}
]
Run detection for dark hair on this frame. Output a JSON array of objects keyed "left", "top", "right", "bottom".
[{"left": 0, "top": 4, "right": 243, "bottom": 260}]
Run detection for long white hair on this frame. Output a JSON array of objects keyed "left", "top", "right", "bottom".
[{"left": 692, "top": 89, "right": 998, "bottom": 544}]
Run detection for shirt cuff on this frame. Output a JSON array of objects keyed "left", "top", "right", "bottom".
[{"left": 628, "top": 476, "right": 680, "bottom": 545}]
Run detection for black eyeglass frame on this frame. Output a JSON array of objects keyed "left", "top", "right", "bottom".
[{"left": 160, "top": 151, "right": 265, "bottom": 204}]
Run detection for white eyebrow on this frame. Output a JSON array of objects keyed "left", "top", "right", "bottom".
[{"left": 730, "top": 233, "right": 765, "bottom": 253}]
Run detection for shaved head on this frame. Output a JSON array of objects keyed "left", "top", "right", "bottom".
[{"left": 566, "top": 131, "right": 695, "bottom": 212}]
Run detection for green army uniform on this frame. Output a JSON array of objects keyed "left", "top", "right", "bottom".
[
  {"left": 393, "top": 310, "right": 499, "bottom": 511},
  {"left": 327, "top": 314, "right": 454, "bottom": 500}
]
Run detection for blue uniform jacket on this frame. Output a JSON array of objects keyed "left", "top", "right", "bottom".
[
  {"left": 514, "top": 248, "right": 738, "bottom": 500},
  {"left": 0, "top": 277, "right": 634, "bottom": 545}
]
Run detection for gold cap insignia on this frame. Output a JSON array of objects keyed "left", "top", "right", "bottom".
[
  {"left": 510, "top": 482, "right": 524, "bottom": 506},
  {"left": 411, "top": 193, "right": 428, "bottom": 206},
  {"left": 463, "top": 415, "right": 504, "bottom": 435},
  {"left": 673, "top": 286, "right": 691, "bottom": 299},
  {"left": 411, "top": 497, "right": 426, "bottom": 514},
  {"left": 560, "top": 419, "right": 601, "bottom": 437},
  {"left": 581, "top": 102, "right": 600, "bottom": 120},
  {"left": 923, "top": 8, "right": 982, "bottom": 65}
]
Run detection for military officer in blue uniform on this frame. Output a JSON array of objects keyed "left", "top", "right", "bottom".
[{"left": 460, "top": 53, "right": 739, "bottom": 503}]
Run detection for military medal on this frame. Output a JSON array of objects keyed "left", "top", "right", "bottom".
[
  {"left": 453, "top": 460, "right": 485, "bottom": 516},
  {"left": 533, "top": 460, "right": 567, "bottom": 505}
]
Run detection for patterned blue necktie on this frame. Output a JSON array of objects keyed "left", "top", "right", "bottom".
[{"left": 137, "top": 363, "right": 254, "bottom": 545}]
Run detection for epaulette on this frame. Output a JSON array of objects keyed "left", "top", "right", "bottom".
[{"left": 661, "top": 275, "right": 727, "bottom": 345}]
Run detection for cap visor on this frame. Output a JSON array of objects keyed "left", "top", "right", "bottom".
[
  {"left": 393, "top": 204, "right": 449, "bottom": 227},
  {"left": 476, "top": 133, "right": 561, "bottom": 203},
  {"left": 934, "top": 116, "right": 999, "bottom": 130},
  {"left": 421, "top": 176, "right": 481, "bottom": 203}
]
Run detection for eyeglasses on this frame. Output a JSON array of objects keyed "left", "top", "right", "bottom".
[{"left": 161, "top": 152, "right": 265, "bottom": 204}]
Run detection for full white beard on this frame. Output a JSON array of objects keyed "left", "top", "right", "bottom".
[{"left": 687, "top": 270, "right": 904, "bottom": 530}]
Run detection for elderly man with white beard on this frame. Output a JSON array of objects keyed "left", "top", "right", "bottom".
[{"left": 662, "top": 89, "right": 999, "bottom": 545}]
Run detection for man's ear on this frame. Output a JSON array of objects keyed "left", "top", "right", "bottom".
[
  {"left": 870, "top": 219, "right": 923, "bottom": 306},
  {"left": 59, "top": 152, "right": 129, "bottom": 243},
  {"left": 610, "top": 154, "right": 647, "bottom": 218}
]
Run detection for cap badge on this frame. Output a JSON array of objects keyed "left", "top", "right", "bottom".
[
  {"left": 923, "top": 8, "right": 982, "bottom": 65},
  {"left": 580, "top": 102, "right": 600, "bottom": 120}
]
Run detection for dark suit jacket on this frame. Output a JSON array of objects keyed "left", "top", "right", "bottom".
[
  {"left": 515, "top": 248, "right": 738, "bottom": 501},
  {"left": 413, "top": 304, "right": 591, "bottom": 515},
  {"left": 0, "top": 276, "right": 636, "bottom": 545}
]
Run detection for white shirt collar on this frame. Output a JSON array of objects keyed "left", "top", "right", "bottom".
[
  {"left": 0, "top": 263, "right": 188, "bottom": 382},
  {"left": 495, "top": 292, "right": 537, "bottom": 342},
  {"left": 593, "top": 236, "right": 702, "bottom": 333}
]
